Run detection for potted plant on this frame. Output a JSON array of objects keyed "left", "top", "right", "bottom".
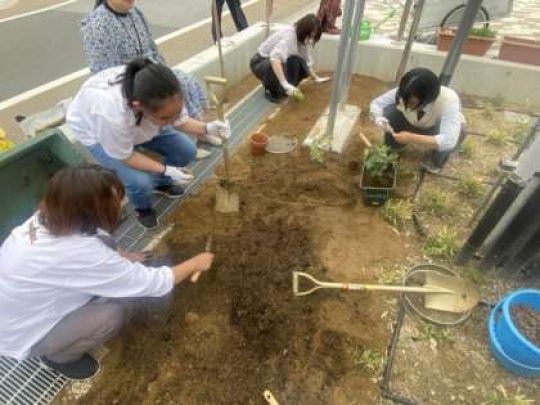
[
  {"left": 360, "top": 144, "right": 398, "bottom": 207},
  {"left": 499, "top": 36, "right": 540, "bottom": 66},
  {"left": 437, "top": 26, "right": 497, "bottom": 57}
]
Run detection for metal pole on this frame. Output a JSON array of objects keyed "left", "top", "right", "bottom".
[
  {"left": 397, "top": 0, "right": 414, "bottom": 41},
  {"left": 212, "top": 0, "right": 225, "bottom": 79},
  {"left": 325, "top": 0, "right": 356, "bottom": 137},
  {"left": 339, "top": 0, "right": 367, "bottom": 109},
  {"left": 265, "top": 0, "right": 273, "bottom": 38},
  {"left": 395, "top": 0, "right": 425, "bottom": 84},
  {"left": 439, "top": 0, "right": 483, "bottom": 85}
]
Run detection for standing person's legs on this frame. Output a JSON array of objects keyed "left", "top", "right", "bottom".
[
  {"left": 225, "top": 0, "right": 248, "bottom": 32},
  {"left": 30, "top": 300, "right": 125, "bottom": 379},
  {"left": 284, "top": 55, "right": 310, "bottom": 87},
  {"left": 211, "top": 0, "right": 226, "bottom": 42},
  {"left": 87, "top": 144, "right": 158, "bottom": 211}
]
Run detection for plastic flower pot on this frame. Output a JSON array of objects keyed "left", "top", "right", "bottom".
[
  {"left": 499, "top": 36, "right": 540, "bottom": 66},
  {"left": 359, "top": 21, "right": 372, "bottom": 41},
  {"left": 488, "top": 289, "right": 540, "bottom": 377},
  {"left": 359, "top": 162, "right": 397, "bottom": 207},
  {"left": 437, "top": 29, "right": 495, "bottom": 56},
  {"left": 249, "top": 132, "right": 268, "bottom": 156}
]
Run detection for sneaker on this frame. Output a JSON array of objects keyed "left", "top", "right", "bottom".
[
  {"left": 135, "top": 208, "right": 159, "bottom": 229},
  {"left": 264, "top": 88, "right": 283, "bottom": 104},
  {"left": 154, "top": 184, "right": 184, "bottom": 199},
  {"left": 420, "top": 161, "right": 442, "bottom": 174},
  {"left": 196, "top": 148, "right": 212, "bottom": 159},
  {"left": 41, "top": 353, "right": 100, "bottom": 380},
  {"left": 200, "top": 133, "right": 222, "bottom": 146}
]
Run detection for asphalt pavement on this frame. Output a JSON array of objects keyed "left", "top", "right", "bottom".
[{"left": 0, "top": 0, "right": 231, "bottom": 101}]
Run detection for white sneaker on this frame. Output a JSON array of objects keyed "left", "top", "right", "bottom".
[
  {"left": 200, "top": 133, "right": 222, "bottom": 146},
  {"left": 196, "top": 148, "right": 212, "bottom": 160}
]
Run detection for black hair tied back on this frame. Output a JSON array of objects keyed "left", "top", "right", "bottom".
[
  {"left": 397, "top": 68, "right": 441, "bottom": 109},
  {"left": 121, "top": 57, "right": 181, "bottom": 112}
]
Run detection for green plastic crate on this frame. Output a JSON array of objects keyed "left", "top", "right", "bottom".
[{"left": 0, "top": 129, "right": 87, "bottom": 242}]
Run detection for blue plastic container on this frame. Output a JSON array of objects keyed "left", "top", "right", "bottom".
[{"left": 489, "top": 289, "right": 540, "bottom": 377}]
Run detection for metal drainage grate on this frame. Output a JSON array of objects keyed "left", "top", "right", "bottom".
[
  {"left": 0, "top": 86, "right": 276, "bottom": 404},
  {"left": 0, "top": 357, "right": 67, "bottom": 405}
]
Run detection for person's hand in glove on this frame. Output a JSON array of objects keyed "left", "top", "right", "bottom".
[
  {"left": 313, "top": 75, "right": 331, "bottom": 83},
  {"left": 281, "top": 81, "right": 304, "bottom": 101},
  {"left": 201, "top": 120, "right": 230, "bottom": 145},
  {"left": 163, "top": 166, "right": 194, "bottom": 185},
  {"left": 374, "top": 116, "right": 394, "bottom": 134}
]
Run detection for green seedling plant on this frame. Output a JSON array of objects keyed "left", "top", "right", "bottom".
[
  {"left": 459, "top": 174, "right": 484, "bottom": 199},
  {"left": 364, "top": 144, "right": 398, "bottom": 178},
  {"left": 356, "top": 348, "right": 383, "bottom": 373},
  {"left": 423, "top": 226, "right": 458, "bottom": 259},
  {"left": 459, "top": 138, "right": 476, "bottom": 158},
  {"left": 470, "top": 26, "right": 497, "bottom": 38},
  {"left": 417, "top": 324, "right": 455, "bottom": 348},
  {"left": 309, "top": 135, "right": 330, "bottom": 163},
  {"left": 381, "top": 198, "right": 413, "bottom": 229},
  {"left": 422, "top": 190, "right": 449, "bottom": 216},
  {"left": 487, "top": 128, "right": 510, "bottom": 146}
]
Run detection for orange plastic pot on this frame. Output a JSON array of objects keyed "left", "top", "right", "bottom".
[
  {"left": 499, "top": 36, "right": 540, "bottom": 66},
  {"left": 437, "top": 29, "right": 495, "bottom": 57},
  {"left": 249, "top": 132, "right": 268, "bottom": 156}
]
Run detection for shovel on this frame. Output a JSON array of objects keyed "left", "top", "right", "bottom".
[
  {"left": 205, "top": 76, "right": 240, "bottom": 213},
  {"left": 292, "top": 271, "right": 479, "bottom": 313}
]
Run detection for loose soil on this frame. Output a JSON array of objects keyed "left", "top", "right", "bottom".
[
  {"left": 63, "top": 77, "right": 540, "bottom": 404},
  {"left": 511, "top": 305, "right": 540, "bottom": 347},
  {"left": 73, "top": 76, "right": 409, "bottom": 404}
]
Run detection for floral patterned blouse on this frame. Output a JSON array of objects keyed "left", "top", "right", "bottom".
[{"left": 81, "top": 4, "right": 207, "bottom": 119}]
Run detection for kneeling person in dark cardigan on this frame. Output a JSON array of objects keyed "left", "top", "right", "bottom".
[{"left": 370, "top": 68, "right": 465, "bottom": 172}]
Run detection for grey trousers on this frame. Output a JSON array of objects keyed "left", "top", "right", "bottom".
[{"left": 30, "top": 300, "right": 125, "bottom": 363}]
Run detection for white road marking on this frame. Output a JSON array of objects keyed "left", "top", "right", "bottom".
[
  {"left": 0, "top": 0, "right": 262, "bottom": 111},
  {"left": 0, "top": 0, "right": 78, "bottom": 24}
]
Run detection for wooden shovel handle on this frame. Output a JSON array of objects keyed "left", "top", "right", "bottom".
[{"left": 358, "top": 132, "right": 372, "bottom": 148}]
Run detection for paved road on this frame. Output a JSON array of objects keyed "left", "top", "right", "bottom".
[{"left": 0, "top": 0, "right": 247, "bottom": 101}]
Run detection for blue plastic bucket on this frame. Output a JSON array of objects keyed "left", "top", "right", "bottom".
[{"left": 488, "top": 289, "right": 540, "bottom": 377}]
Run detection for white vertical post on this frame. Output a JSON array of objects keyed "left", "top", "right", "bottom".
[
  {"left": 325, "top": 0, "right": 357, "bottom": 138},
  {"left": 339, "top": 0, "right": 366, "bottom": 109}
]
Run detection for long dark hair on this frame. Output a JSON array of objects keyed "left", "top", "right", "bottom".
[
  {"left": 39, "top": 165, "right": 125, "bottom": 236},
  {"left": 120, "top": 57, "right": 181, "bottom": 112},
  {"left": 295, "top": 14, "right": 322, "bottom": 44},
  {"left": 397, "top": 68, "right": 441, "bottom": 110}
]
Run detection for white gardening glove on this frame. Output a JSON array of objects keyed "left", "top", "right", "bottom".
[
  {"left": 374, "top": 116, "right": 394, "bottom": 134},
  {"left": 281, "top": 81, "right": 304, "bottom": 100},
  {"left": 314, "top": 75, "right": 331, "bottom": 83},
  {"left": 164, "top": 166, "right": 194, "bottom": 185},
  {"left": 202, "top": 120, "right": 230, "bottom": 145}
]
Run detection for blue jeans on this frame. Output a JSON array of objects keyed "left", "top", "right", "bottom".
[{"left": 87, "top": 127, "right": 197, "bottom": 210}]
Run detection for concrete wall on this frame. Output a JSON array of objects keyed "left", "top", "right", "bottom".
[
  {"left": 314, "top": 35, "right": 540, "bottom": 108},
  {"left": 173, "top": 22, "right": 266, "bottom": 88}
]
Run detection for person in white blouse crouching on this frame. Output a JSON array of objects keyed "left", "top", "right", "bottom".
[
  {"left": 0, "top": 165, "right": 214, "bottom": 380},
  {"left": 250, "top": 14, "right": 330, "bottom": 103},
  {"left": 370, "top": 68, "right": 465, "bottom": 172}
]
